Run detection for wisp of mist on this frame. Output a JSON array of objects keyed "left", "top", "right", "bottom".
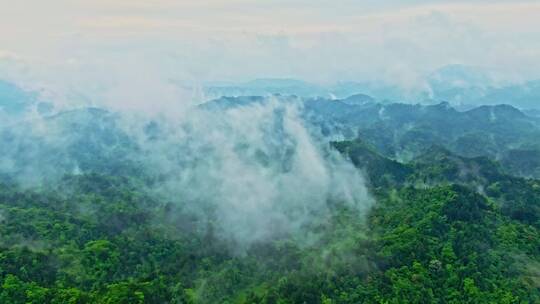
[{"left": 0, "top": 90, "right": 373, "bottom": 250}]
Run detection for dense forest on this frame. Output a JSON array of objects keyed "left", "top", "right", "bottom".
[{"left": 1, "top": 87, "right": 540, "bottom": 303}]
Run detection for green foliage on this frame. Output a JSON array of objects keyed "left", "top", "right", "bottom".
[{"left": 0, "top": 136, "right": 539, "bottom": 303}]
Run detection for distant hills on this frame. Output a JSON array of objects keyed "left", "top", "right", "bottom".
[
  {"left": 0, "top": 80, "right": 35, "bottom": 115},
  {"left": 203, "top": 95, "right": 540, "bottom": 179},
  {"left": 2, "top": 77, "right": 539, "bottom": 182},
  {"left": 0, "top": 80, "right": 53, "bottom": 120},
  {"left": 203, "top": 65, "right": 540, "bottom": 110}
]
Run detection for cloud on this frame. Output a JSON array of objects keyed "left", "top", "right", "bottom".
[
  {"left": 132, "top": 98, "right": 373, "bottom": 249},
  {"left": 0, "top": 90, "right": 373, "bottom": 250},
  {"left": 1, "top": 1, "right": 540, "bottom": 98},
  {"left": 0, "top": 51, "right": 21, "bottom": 61}
]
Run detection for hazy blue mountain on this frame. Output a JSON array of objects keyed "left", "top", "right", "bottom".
[
  {"left": 425, "top": 64, "right": 540, "bottom": 109},
  {"left": 524, "top": 108, "right": 540, "bottom": 117},
  {"left": 204, "top": 78, "right": 393, "bottom": 100},
  {"left": 0, "top": 80, "right": 37, "bottom": 115},
  {"left": 0, "top": 107, "right": 138, "bottom": 184},
  {"left": 199, "top": 95, "right": 268, "bottom": 110},
  {"left": 429, "top": 64, "right": 490, "bottom": 88},
  {"left": 340, "top": 93, "right": 375, "bottom": 105},
  {"left": 204, "top": 78, "right": 330, "bottom": 98},
  {"left": 0, "top": 80, "right": 54, "bottom": 120},
  {"left": 474, "top": 81, "right": 540, "bottom": 109},
  {"left": 202, "top": 65, "right": 540, "bottom": 110}
]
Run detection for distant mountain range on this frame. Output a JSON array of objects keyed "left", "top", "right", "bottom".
[
  {"left": 2, "top": 76, "right": 540, "bottom": 182},
  {"left": 1, "top": 76, "right": 540, "bottom": 303},
  {"left": 203, "top": 65, "right": 540, "bottom": 110},
  {"left": 203, "top": 94, "right": 540, "bottom": 178},
  {"left": 0, "top": 80, "right": 53, "bottom": 119}
]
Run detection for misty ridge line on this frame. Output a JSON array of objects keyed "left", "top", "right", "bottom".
[
  {"left": 6, "top": 73, "right": 536, "bottom": 251},
  {"left": 0, "top": 93, "right": 373, "bottom": 250}
]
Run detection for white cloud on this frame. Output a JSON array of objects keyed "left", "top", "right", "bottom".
[{"left": 1, "top": 0, "right": 539, "bottom": 100}]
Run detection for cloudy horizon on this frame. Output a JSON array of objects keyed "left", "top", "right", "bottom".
[{"left": 2, "top": 1, "right": 540, "bottom": 105}]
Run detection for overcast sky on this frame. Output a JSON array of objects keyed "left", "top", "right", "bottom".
[{"left": 1, "top": 0, "right": 540, "bottom": 103}]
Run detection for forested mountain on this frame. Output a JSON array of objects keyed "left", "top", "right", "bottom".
[
  {"left": 207, "top": 95, "right": 540, "bottom": 178},
  {"left": 1, "top": 85, "right": 539, "bottom": 303}
]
